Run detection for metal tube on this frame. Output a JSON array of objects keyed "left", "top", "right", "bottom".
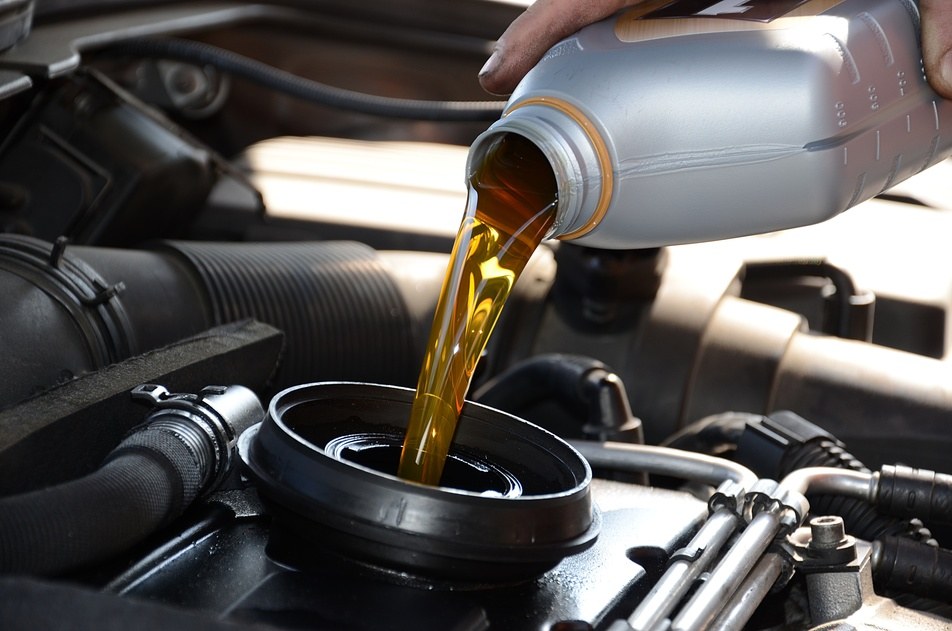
[
  {"left": 708, "top": 553, "right": 784, "bottom": 631},
  {"left": 670, "top": 510, "right": 783, "bottom": 631},
  {"left": 627, "top": 508, "right": 741, "bottom": 631},
  {"left": 778, "top": 466, "right": 876, "bottom": 501},
  {"left": 569, "top": 440, "right": 757, "bottom": 488}
]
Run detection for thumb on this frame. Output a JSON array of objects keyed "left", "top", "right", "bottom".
[
  {"left": 478, "top": 0, "right": 636, "bottom": 95},
  {"left": 920, "top": 0, "right": 952, "bottom": 99}
]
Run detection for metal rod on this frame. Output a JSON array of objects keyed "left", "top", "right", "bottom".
[
  {"left": 627, "top": 508, "right": 741, "bottom": 631},
  {"left": 670, "top": 510, "right": 783, "bottom": 631},
  {"left": 777, "top": 466, "right": 876, "bottom": 500},
  {"left": 569, "top": 441, "right": 757, "bottom": 488},
  {"left": 707, "top": 553, "right": 784, "bottom": 631}
]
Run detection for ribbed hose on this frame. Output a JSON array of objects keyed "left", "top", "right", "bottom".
[
  {"left": 157, "top": 240, "right": 418, "bottom": 388},
  {"left": 871, "top": 534, "right": 952, "bottom": 620},
  {"left": 0, "top": 235, "right": 139, "bottom": 407},
  {"left": 0, "top": 434, "right": 200, "bottom": 575},
  {"left": 0, "top": 384, "right": 262, "bottom": 576}
]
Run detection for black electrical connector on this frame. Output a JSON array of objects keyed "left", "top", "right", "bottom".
[
  {"left": 733, "top": 410, "right": 849, "bottom": 480},
  {"left": 733, "top": 410, "right": 931, "bottom": 543}
]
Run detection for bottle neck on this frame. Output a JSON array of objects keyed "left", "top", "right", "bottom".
[{"left": 467, "top": 98, "right": 612, "bottom": 241}]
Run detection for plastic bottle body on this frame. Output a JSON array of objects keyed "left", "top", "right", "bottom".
[{"left": 467, "top": 0, "right": 952, "bottom": 249}]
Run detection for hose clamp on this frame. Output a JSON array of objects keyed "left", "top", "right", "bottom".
[
  {"left": 743, "top": 478, "right": 808, "bottom": 533},
  {"left": 131, "top": 384, "right": 264, "bottom": 492}
]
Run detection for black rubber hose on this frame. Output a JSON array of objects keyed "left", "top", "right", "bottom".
[
  {"left": 0, "top": 426, "right": 202, "bottom": 575},
  {"left": 0, "top": 235, "right": 422, "bottom": 407},
  {"left": 873, "top": 536, "right": 952, "bottom": 604},
  {"left": 661, "top": 411, "right": 754, "bottom": 455},
  {"left": 103, "top": 38, "right": 507, "bottom": 122},
  {"left": 732, "top": 411, "right": 931, "bottom": 543},
  {"left": 779, "top": 432, "right": 932, "bottom": 543},
  {"left": 0, "top": 384, "right": 263, "bottom": 576},
  {"left": 472, "top": 353, "right": 642, "bottom": 442},
  {"left": 0, "top": 235, "right": 141, "bottom": 407},
  {"left": 474, "top": 354, "right": 605, "bottom": 412},
  {"left": 876, "top": 465, "right": 952, "bottom": 526}
]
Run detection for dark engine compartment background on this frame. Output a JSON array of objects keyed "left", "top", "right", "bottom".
[{"left": 1, "top": 2, "right": 952, "bottom": 629}]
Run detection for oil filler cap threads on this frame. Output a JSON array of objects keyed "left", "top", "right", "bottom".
[{"left": 238, "top": 381, "right": 600, "bottom": 583}]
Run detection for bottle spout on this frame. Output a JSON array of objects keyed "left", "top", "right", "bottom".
[{"left": 467, "top": 98, "right": 611, "bottom": 241}]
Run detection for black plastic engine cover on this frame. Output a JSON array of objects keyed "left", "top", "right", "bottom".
[{"left": 100, "top": 479, "right": 707, "bottom": 631}]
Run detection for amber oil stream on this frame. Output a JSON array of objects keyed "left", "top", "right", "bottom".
[{"left": 397, "top": 133, "right": 558, "bottom": 485}]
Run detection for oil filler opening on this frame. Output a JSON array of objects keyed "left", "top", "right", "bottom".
[
  {"left": 324, "top": 432, "right": 524, "bottom": 498},
  {"left": 238, "top": 382, "right": 600, "bottom": 583}
]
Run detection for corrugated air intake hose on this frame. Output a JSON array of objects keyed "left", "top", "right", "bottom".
[{"left": 0, "top": 235, "right": 424, "bottom": 408}]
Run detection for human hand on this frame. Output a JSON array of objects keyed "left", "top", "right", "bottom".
[
  {"left": 478, "top": 0, "right": 640, "bottom": 95},
  {"left": 921, "top": 0, "right": 952, "bottom": 99},
  {"left": 479, "top": 0, "right": 952, "bottom": 100}
]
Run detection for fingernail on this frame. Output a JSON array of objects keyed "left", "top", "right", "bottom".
[
  {"left": 942, "top": 50, "right": 952, "bottom": 85},
  {"left": 479, "top": 51, "right": 500, "bottom": 78}
]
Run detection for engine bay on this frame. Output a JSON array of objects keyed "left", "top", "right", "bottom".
[{"left": 1, "top": 2, "right": 952, "bottom": 629}]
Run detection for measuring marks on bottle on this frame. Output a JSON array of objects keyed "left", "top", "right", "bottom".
[
  {"left": 826, "top": 5, "right": 923, "bottom": 135},
  {"left": 839, "top": 96, "right": 943, "bottom": 203},
  {"left": 828, "top": 2, "right": 936, "bottom": 175}
]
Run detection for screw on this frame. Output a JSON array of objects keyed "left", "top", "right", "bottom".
[{"left": 810, "top": 515, "right": 846, "bottom": 549}]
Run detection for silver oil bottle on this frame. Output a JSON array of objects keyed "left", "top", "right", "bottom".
[{"left": 467, "top": 0, "right": 951, "bottom": 249}]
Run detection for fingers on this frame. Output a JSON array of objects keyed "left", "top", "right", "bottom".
[
  {"left": 920, "top": 0, "right": 952, "bottom": 99},
  {"left": 478, "top": 0, "right": 638, "bottom": 95},
  {"left": 480, "top": 1, "right": 952, "bottom": 100}
]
